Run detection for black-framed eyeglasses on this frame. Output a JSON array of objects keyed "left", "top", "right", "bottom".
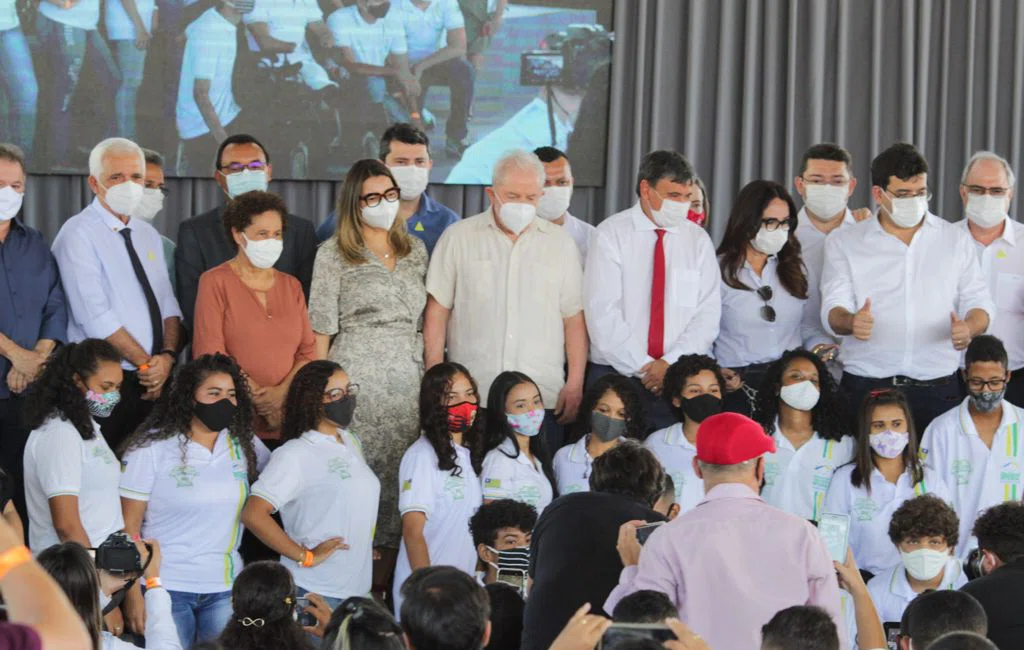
[
  {"left": 757, "top": 285, "right": 776, "bottom": 322},
  {"left": 966, "top": 377, "right": 1008, "bottom": 391},
  {"left": 886, "top": 189, "right": 932, "bottom": 201},
  {"left": 360, "top": 188, "right": 400, "bottom": 207},
  {"left": 325, "top": 384, "right": 360, "bottom": 401},
  {"left": 218, "top": 161, "right": 267, "bottom": 174},
  {"left": 761, "top": 218, "right": 792, "bottom": 232},
  {"left": 963, "top": 184, "right": 1010, "bottom": 197}
]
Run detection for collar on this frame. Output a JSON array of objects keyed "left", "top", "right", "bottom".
[
  {"left": 867, "top": 211, "right": 941, "bottom": 240},
  {"left": 500, "top": 437, "right": 541, "bottom": 469},
  {"left": 663, "top": 423, "right": 697, "bottom": 450},
  {"left": 628, "top": 202, "right": 681, "bottom": 233},
  {"left": 771, "top": 419, "right": 821, "bottom": 452},
  {"left": 957, "top": 396, "right": 1019, "bottom": 438},
  {"left": 3, "top": 216, "right": 26, "bottom": 234},
  {"left": 889, "top": 556, "right": 962, "bottom": 598},
  {"left": 797, "top": 207, "right": 857, "bottom": 233},
  {"left": 958, "top": 216, "right": 1017, "bottom": 247},
  {"left": 301, "top": 428, "right": 351, "bottom": 445},
  {"left": 698, "top": 482, "right": 762, "bottom": 505},
  {"left": 90, "top": 197, "right": 132, "bottom": 232},
  {"left": 414, "top": 191, "right": 440, "bottom": 217}
]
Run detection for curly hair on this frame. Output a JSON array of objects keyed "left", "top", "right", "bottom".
[
  {"left": 887, "top": 494, "right": 960, "bottom": 549},
  {"left": 22, "top": 339, "right": 122, "bottom": 441},
  {"left": 851, "top": 389, "right": 923, "bottom": 493},
  {"left": 662, "top": 354, "right": 726, "bottom": 413},
  {"left": 218, "top": 561, "right": 314, "bottom": 650},
  {"left": 222, "top": 190, "right": 288, "bottom": 246},
  {"left": 753, "top": 348, "right": 851, "bottom": 442},
  {"left": 419, "top": 362, "right": 483, "bottom": 476},
  {"left": 281, "top": 360, "right": 344, "bottom": 442},
  {"left": 121, "top": 354, "right": 259, "bottom": 483},
  {"left": 571, "top": 375, "right": 646, "bottom": 443},
  {"left": 973, "top": 501, "right": 1024, "bottom": 563},
  {"left": 468, "top": 498, "right": 538, "bottom": 548},
  {"left": 483, "top": 371, "right": 557, "bottom": 494}
]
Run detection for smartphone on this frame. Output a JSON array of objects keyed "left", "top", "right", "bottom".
[
  {"left": 883, "top": 622, "right": 901, "bottom": 650},
  {"left": 496, "top": 569, "right": 528, "bottom": 597},
  {"left": 818, "top": 512, "right": 851, "bottom": 564},
  {"left": 635, "top": 521, "right": 664, "bottom": 545},
  {"left": 599, "top": 623, "right": 676, "bottom": 650},
  {"left": 295, "top": 597, "right": 317, "bottom": 627}
]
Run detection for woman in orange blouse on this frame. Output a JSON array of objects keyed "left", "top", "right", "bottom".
[{"left": 193, "top": 191, "right": 315, "bottom": 440}]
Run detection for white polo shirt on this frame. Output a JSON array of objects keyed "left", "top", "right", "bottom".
[
  {"left": 251, "top": 429, "right": 379, "bottom": 598},
  {"left": 643, "top": 424, "right": 704, "bottom": 514},
  {"left": 480, "top": 438, "right": 553, "bottom": 512},
  {"left": 393, "top": 436, "right": 482, "bottom": 614},
  {"left": 761, "top": 425, "right": 856, "bottom": 522},
  {"left": 866, "top": 556, "right": 966, "bottom": 624},
  {"left": 176, "top": 7, "right": 241, "bottom": 139},
  {"left": 920, "top": 397, "right": 1024, "bottom": 558},
  {"left": 24, "top": 418, "right": 123, "bottom": 552},
  {"left": 552, "top": 435, "right": 628, "bottom": 496},
  {"left": 822, "top": 464, "right": 949, "bottom": 575},
  {"left": 327, "top": 4, "right": 406, "bottom": 66},
  {"left": 119, "top": 432, "right": 270, "bottom": 593},
  {"left": 105, "top": 0, "right": 156, "bottom": 40},
  {"left": 392, "top": 0, "right": 463, "bottom": 64}
]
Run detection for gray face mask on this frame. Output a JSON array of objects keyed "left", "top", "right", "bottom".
[
  {"left": 591, "top": 411, "right": 627, "bottom": 442},
  {"left": 970, "top": 389, "right": 1005, "bottom": 413}
]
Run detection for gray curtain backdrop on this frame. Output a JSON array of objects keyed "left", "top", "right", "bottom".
[{"left": 19, "top": 0, "right": 1024, "bottom": 242}]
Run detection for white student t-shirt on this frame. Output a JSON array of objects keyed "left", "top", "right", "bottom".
[
  {"left": 250, "top": 429, "right": 380, "bottom": 599},
  {"left": 866, "top": 556, "right": 966, "bottom": 624},
  {"left": 176, "top": 7, "right": 241, "bottom": 139},
  {"left": 761, "top": 426, "right": 856, "bottom": 522},
  {"left": 105, "top": 0, "right": 156, "bottom": 41},
  {"left": 480, "top": 438, "right": 553, "bottom": 512},
  {"left": 327, "top": 4, "right": 407, "bottom": 67},
  {"left": 552, "top": 435, "right": 628, "bottom": 496},
  {"left": 643, "top": 424, "right": 704, "bottom": 514}
]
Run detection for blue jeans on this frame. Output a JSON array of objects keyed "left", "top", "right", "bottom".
[
  {"left": 36, "top": 13, "right": 120, "bottom": 165},
  {"left": 113, "top": 40, "right": 147, "bottom": 140},
  {"left": 0, "top": 27, "right": 38, "bottom": 163},
  {"left": 168, "top": 589, "right": 233, "bottom": 649}
]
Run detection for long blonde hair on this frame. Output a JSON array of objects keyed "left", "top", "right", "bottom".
[{"left": 335, "top": 159, "right": 412, "bottom": 264}]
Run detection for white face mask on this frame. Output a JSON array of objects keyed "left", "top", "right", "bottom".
[
  {"left": 884, "top": 193, "right": 928, "bottom": 228},
  {"left": 361, "top": 199, "right": 400, "bottom": 230},
  {"left": 751, "top": 226, "right": 789, "bottom": 255},
  {"left": 133, "top": 188, "right": 164, "bottom": 221},
  {"left": 242, "top": 234, "right": 283, "bottom": 269},
  {"left": 779, "top": 380, "right": 820, "bottom": 411},
  {"left": 389, "top": 165, "right": 430, "bottom": 200},
  {"left": 494, "top": 197, "right": 537, "bottom": 235},
  {"left": 0, "top": 186, "right": 23, "bottom": 221},
  {"left": 649, "top": 189, "right": 690, "bottom": 228},
  {"left": 804, "top": 184, "right": 849, "bottom": 220},
  {"left": 965, "top": 193, "right": 1008, "bottom": 229},
  {"left": 537, "top": 185, "right": 573, "bottom": 221},
  {"left": 101, "top": 180, "right": 144, "bottom": 217},
  {"left": 901, "top": 548, "right": 949, "bottom": 581}
]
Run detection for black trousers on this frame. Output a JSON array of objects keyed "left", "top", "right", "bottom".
[
  {"left": 840, "top": 372, "right": 963, "bottom": 435},
  {"left": 99, "top": 371, "right": 154, "bottom": 455},
  {"left": 0, "top": 396, "right": 30, "bottom": 529}
]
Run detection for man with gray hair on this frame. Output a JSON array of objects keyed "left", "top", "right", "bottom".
[
  {"left": 424, "top": 148, "right": 585, "bottom": 448},
  {"left": 51, "top": 138, "right": 183, "bottom": 451},
  {"left": 958, "top": 150, "right": 1024, "bottom": 405}
]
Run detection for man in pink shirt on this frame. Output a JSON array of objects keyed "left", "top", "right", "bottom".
[{"left": 604, "top": 412, "right": 845, "bottom": 650}]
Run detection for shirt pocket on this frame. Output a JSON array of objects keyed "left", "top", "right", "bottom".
[{"left": 671, "top": 270, "right": 701, "bottom": 309}]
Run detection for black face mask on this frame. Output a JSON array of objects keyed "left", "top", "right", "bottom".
[
  {"left": 367, "top": 1, "right": 390, "bottom": 18},
  {"left": 324, "top": 395, "right": 357, "bottom": 429},
  {"left": 194, "top": 399, "right": 237, "bottom": 432},
  {"left": 679, "top": 394, "right": 722, "bottom": 424}
]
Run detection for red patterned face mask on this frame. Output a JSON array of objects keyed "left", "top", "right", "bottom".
[
  {"left": 447, "top": 401, "right": 478, "bottom": 433},
  {"left": 687, "top": 209, "right": 706, "bottom": 227}
]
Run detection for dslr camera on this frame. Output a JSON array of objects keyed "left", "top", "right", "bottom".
[
  {"left": 94, "top": 532, "right": 146, "bottom": 575},
  {"left": 520, "top": 24, "right": 613, "bottom": 90}
]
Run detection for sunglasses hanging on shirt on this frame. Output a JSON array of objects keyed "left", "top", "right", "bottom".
[{"left": 757, "top": 285, "right": 776, "bottom": 323}]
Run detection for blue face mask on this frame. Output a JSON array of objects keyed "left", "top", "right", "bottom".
[
  {"left": 224, "top": 169, "right": 268, "bottom": 198},
  {"left": 85, "top": 390, "right": 121, "bottom": 419}
]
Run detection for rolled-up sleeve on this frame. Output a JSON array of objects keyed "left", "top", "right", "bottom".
[
  {"left": 819, "top": 235, "right": 856, "bottom": 339},
  {"left": 52, "top": 229, "right": 122, "bottom": 340},
  {"left": 955, "top": 233, "right": 995, "bottom": 324},
  {"left": 583, "top": 229, "right": 648, "bottom": 376}
]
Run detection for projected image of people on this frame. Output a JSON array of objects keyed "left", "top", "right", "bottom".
[{"left": 12, "top": 0, "right": 613, "bottom": 185}]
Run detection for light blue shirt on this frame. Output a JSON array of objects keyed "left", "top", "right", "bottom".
[{"left": 52, "top": 198, "right": 182, "bottom": 369}]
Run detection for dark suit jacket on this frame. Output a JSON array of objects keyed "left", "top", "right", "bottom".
[
  {"left": 174, "top": 205, "right": 317, "bottom": 331},
  {"left": 960, "top": 558, "right": 1024, "bottom": 650}
]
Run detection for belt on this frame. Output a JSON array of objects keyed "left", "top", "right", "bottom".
[{"left": 889, "top": 374, "right": 953, "bottom": 388}]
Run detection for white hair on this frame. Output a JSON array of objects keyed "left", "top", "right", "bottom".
[
  {"left": 961, "top": 150, "right": 1016, "bottom": 188},
  {"left": 491, "top": 149, "right": 545, "bottom": 189},
  {"left": 88, "top": 138, "right": 145, "bottom": 179}
]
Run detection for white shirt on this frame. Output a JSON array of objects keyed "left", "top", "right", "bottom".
[
  {"left": 761, "top": 426, "right": 856, "bottom": 522},
  {"left": 250, "top": 429, "right": 380, "bottom": 598},
  {"left": 552, "top": 435, "right": 627, "bottom": 496},
  {"left": 119, "top": 432, "right": 271, "bottom": 593},
  {"left": 866, "top": 557, "right": 966, "bottom": 624},
  {"left": 796, "top": 208, "right": 858, "bottom": 350},
  {"left": 393, "top": 436, "right": 482, "bottom": 614},
  {"left": 40, "top": 0, "right": 99, "bottom": 30},
  {"left": 959, "top": 216, "right": 1024, "bottom": 370},
  {"left": 820, "top": 214, "right": 994, "bottom": 379},
  {"left": 584, "top": 203, "right": 721, "bottom": 376},
  {"left": 176, "top": 8, "right": 241, "bottom": 139},
  {"left": 327, "top": 4, "right": 406, "bottom": 66},
  {"left": 920, "top": 397, "right": 1024, "bottom": 558},
  {"left": 481, "top": 438, "right": 553, "bottom": 512},
  {"left": 445, "top": 98, "right": 573, "bottom": 184},
  {"left": 643, "top": 424, "right": 704, "bottom": 514},
  {"left": 822, "top": 464, "right": 950, "bottom": 575},
  {"left": 24, "top": 418, "right": 123, "bottom": 552},
  {"left": 713, "top": 256, "right": 811, "bottom": 368},
  {"left": 103, "top": 587, "right": 181, "bottom": 650},
  {"left": 51, "top": 199, "right": 182, "bottom": 369},
  {"left": 426, "top": 210, "right": 583, "bottom": 405},
  {"left": 392, "top": 0, "right": 463, "bottom": 63},
  {"left": 244, "top": 0, "right": 321, "bottom": 49},
  {"left": 0, "top": 0, "right": 20, "bottom": 30},
  {"left": 562, "top": 212, "right": 595, "bottom": 266},
  {"left": 105, "top": 0, "right": 156, "bottom": 40}
]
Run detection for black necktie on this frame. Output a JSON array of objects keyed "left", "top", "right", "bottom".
[{"left": 119, "top": 228, "right": 163, "bottom": 356}]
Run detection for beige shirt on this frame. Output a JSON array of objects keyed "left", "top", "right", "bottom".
[{"left": 426, "top": 209, "right": 583, "bottom": 405}]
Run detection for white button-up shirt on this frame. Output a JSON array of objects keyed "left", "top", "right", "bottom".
[
  {"left": 866, "top": 556, "right": 966, "bottom": 624},
  {"left": 713, "top": 256, "right": 813, "bottom": 368},
  {"left": 920, "top": 397, "right": 1024, "bottom": 558},
  {"left": 562, "top": 212, "right": 595, "bottom": 266},
  {"left": 426, "top": 210, "right": 583, "bottom": 405},
  {"left": 820, "top": 214, "right": 994, "bottom": 380},
  {"left": 795, "top": 207, "right": 857, "bottom": 348},
  {"left": 584, "top": 203, "right": 720, "bottom": 376},
  {"left": 643, "top": 423, "right": 704, "bottom": 514},
  {"left": 959, "top": 216, "right": 1024, "bottom": 370},
  {"left": 761, "top": 424, "right": 856, "bottom": 522},
  {"left": 51, "top": 199, "right": 182, "bottom": 370},
  {"left": 480, "top": 438, "right": 554, "bottom": 512}
]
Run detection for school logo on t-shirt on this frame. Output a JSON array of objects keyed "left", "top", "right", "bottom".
[
  {"left": 444, "top": 475, "right": 465, "bottom": 500},
  {"left": 812, "top": 464, "right": 834, "bottom": 492},
  {"left": 951, "top": 459, "right": 973, "bottom": 486},
  {"left": 93, "top": 447, "right": 116, "bottom": 465},
  {"left": 484, "top": 478, "right": 502, "bottom": 489},
  {"left": 563, "top": 484, "right": 584, "bottom": 495},
  {"left": 1000, "top": 461, "right": 1021, "bottom": 484},
  {"left": 170, "top": 465, "right": 200, "bottom": 488},
  {"left": 853, "top": 497, "right": 878, "bottom": 521},
  {"left": 517, "top": 484, "right": 541, "bottom": 506},
  {"left": 328, "top": 457, "right": 352, "bottom": 480}
]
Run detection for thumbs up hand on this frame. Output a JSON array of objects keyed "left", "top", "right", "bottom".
[
  {"left": 852, "top": 298, "right": 873, "bottom": 341},
  {"left": 951, "top": 312, "right": 971, "bottom": 351}
]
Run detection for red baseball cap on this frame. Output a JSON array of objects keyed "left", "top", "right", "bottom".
[{"left": 696, "top": 412, "right": 776, "bottom": 464}]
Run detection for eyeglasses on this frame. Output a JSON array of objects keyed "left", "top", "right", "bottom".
[
  {"left": 325, "top": 384, "right": 360, "bottom": 401},
  {"left": 218, "top": 161, "right": 267, "bottom": 174},
  {"left": 966, "top": 377, "right": 1008, "bottom": 391},
  {"left": 360, "top": 188, "right": 400, "bottom": 207},
  {"left": 761, "top": 218, "right": 791, "bottom": 232},
  {"left": 801, "top": 177, "right": 850, "bottom": 188},
  {"left": 886, "top": 189, "right": 932, "bottom": 201},
  {"left": 757, "top": 285, "right": 775, "bottom": 322},
  {"left": 963, "top": 185, "right": 1011, "bottom": 197}
]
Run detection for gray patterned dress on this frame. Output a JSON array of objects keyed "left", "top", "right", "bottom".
[{"left": 308, "top": 238, "right": 428, "bottom": 548}]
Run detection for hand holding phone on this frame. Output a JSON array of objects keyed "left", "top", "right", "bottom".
[
  {"left": 817, "top": 513, "right": 851, "bottom": 564},
  {"left": 635, "top": 522, "right": 664, "bottom": 545},
  {"left": 599, "top": 623, "right": 676, "bottom": 650}
]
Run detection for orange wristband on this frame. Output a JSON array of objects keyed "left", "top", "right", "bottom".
[
  {"left": 145, "top": 577, "right": 163, "bottom": 590},
  {"left": 300, "top": 550, "right": 314, "bottom": 568},
  {"left": 0, "top": 546, "right": 32, "bottom": 580}
]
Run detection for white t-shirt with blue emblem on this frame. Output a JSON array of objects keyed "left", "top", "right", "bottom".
[{"left": 480, "top": 437, "right": 553, "bottom": 512}]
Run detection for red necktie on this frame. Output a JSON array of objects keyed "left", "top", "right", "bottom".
[{"left": 648, "top": 229, "right": 666, "bottom": 359}]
